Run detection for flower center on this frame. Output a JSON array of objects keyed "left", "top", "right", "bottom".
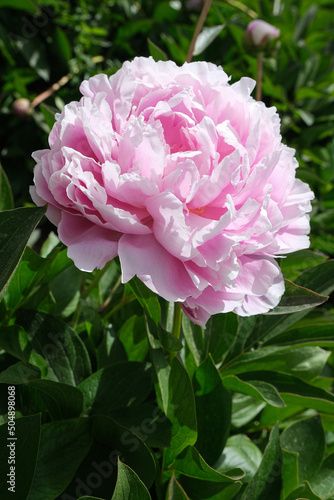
[{"left": 189, "top": 206, "right": 205, "bottom": 215}]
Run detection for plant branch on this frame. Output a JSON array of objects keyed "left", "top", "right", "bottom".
[{"left": 186, "top": 0, "right": 213, "bottom": 63}]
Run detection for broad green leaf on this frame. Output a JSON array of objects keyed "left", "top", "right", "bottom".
[
  {"left": 280, "top": 249, "right": 327, "bottom": 277},
  {"left": 284, "top": 481, "right": 322, "bottom": 500},
  {"left": 171, "top": 446, "right": 244, "bottom": 482},
  {"left": 205, "top": 313, "right": 239, "bottom": 364},
  {"left": 193, "top": 356, "right": 231, "bottom": 465},
  {"left": 0, "top": 361, "right": 40, "bottom": 384},
  {"left": 167, "top": 473, "right": 190, "bottom": 499},
  {"left": 28, "top": 379, "right": 83, "bottom": 420},
  {"left": 4, "top": 246, "right": 52, "bottom": 312},
  {"left": 295, "top": 260, "right": 334, "bottom": 297},
  {"left": 118, "top": 315, "right": 149, "bottom": 362},
  {"left": 164, "top": 357, "right": 197, "bottom": 464},
  {"left": 241, "top": 424, "right": 281, "bottom": 500},
  {"left": 0, "top": 206, "right": 46, "bottom": 297},
  {"left": 259, "top": 404, "right": 305, "bottom": 428},
  {"left": 27, "top": 418, "right": 93, "bottom": 500},
  {"left": 231, "top": 394, "right": 265, "bottom": 428},
  {"left": 222, "top": 375, "right": 285, "bottom": 408},
  {"left": 193, "top": 25, "right": 225, "bottom": 56},
  {"left": 18, "top": 311, "right": 92, "bottom": 385},
  {"left": 214, "top": 434, "right": 262, "bottom": 483},
  {"left": 242, "top": 260, "right": 334, "bottom": 346},
  {"left": 222, "top": 345, "right": 329, "bottom": 381},
  {"left": 93, "top": 415, "right": 156, "bottom": 489},
  {"left": 182, "top": 315, "right": 205, "bottom": 368},
  {"left": 147, "top": 38, "right": 168, "bottom": 61},
  {"left": 128, "top": 276, "right": 161, "bottom": 325},
  {"left": 309, "top": 453, "right": 334, "bottom": 499},
  {"left": 0, "top": 163, "right": 14, "bottom": 211},
  {"left": 78, "top": 361, "right": 152, "bottom": 416},
  {"left": 222, "top": 316, "right": 257, "bottom": 367},
  {"left": 281, "top": 447, "right": 299, "bottom": 497},
  {"left": 0, "top": 0, "right": 37, "bottom": 10},
  {"left": 111, "top": 402, "right": 172, "bottom": 448},
  {"left": 111, "top": 458, "right": 151, "bottom": 500},
  {"left": 240, "top": 371, "right": 334, "bottom": 413},
  {"left": 280, "top": 416, "right": 325, "bottom": 483},
  {"left": 37, "top": 264, "right": 82, "bottom": 317},
  {"left": 150, "top": 347, "right": 171, "bottom": 414},
  {"left": 266, "top": 279, "right": 328, "bottom": 314},
  {"left": 266, "top": 323, "right": 334, "bottom": 348},
  {"left": 179, "top": 477, "right": 242, "bottom": 500},
  {"left": 0, "top": 324, "right": 48, "bottom": 374},
  {"left": 13, "top": 35, "right": 50, "bottom": 81}
]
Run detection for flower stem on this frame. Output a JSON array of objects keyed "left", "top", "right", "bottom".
[
  {"left": 172, "top": 302, "right": 182, "bottom": 340},
  {"left": 186, "top": 0, "right": 213, "bottom": 63},
  {"left": 81, "top": 261, "right": 112, "bottom": 299},
  {"left": 256, "top": 52, "right": 263, "bottom": 101}
]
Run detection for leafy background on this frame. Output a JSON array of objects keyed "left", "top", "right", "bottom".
[{"left": 1, "top": 0, "right": 334, "bottom": 499}]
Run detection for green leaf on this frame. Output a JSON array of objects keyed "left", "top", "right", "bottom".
[
  {"left": 0, "top": 163, "right": 14, "bottom": 211},
  {"left": 214, "top": 434, "right": 262, "bottom": 483},
  {"left": 0, "top": 324, "right": 48, "bottom": 374},
  {"left": 295, "top": 260, "right": 334, "bottom": 297},
  {"left": 266, "top": 323, "right": 334, "bottom": 348},
  {"left": 259, "top": 404, "right": 305, "bottom": 428},
  {"left": 280, "top": 416, "right": 325, "bottom": 483},
  {"left": 167, "top": 473, "right": 190, "bottom": 499},
  {"left": 111, "top": 458, "right": 151, "bottom": 500},
  {"left": 93, "top": 415, "right": 156, "bottom": 489},
  {"left": 0, "top": 414, "right": 41, "bottom": 499},
  {"left": 118, "top": 315, "right": 149, "bottom": 362},
  {"left": 150, "top": 347, "right": 171, "bottom": 414},
  {"left": 0, "top": 206, "right": 46, "bottom": 297},
  {"left": 205, "top": 313, "right": 239, "bottom": 364},
  {"left": 309, "top": 453, "right": 334, "bottom": 499},
  {"left": 18, "top": 311, "right": 92, "bottom": 385},
  {"left": 239, "top": 371, "right": 334, "bottom": 414},
  {"left": 231, "top": 394, "right": 265, "bottom": 428},
  {"left": 193, "top": 25, "right": 225, "bottom": 56},
  {"left": 284, "top": 481, "right": 322, "bottom": 500},
  {"left": 78, "top": 361, "right": 152, "bottom": 416},
  {"left": 280, "top": 250, "right": 328, "bottom": 277},
  {"left": 171, "top": 446, "right": 244, "bottom": 482},
  {"left": 222, "top": 375, "right": 285, "bottom": 408},
  {"left": 27, "top": 418, "right": 93, "bottom": 500},
  {"left": 0, "top": 0, "right": 37, "bottom": 10},
  {"left": 222, "top": 345, "right": 329, "bottom": 381},
  {"left": 28, "top": 379, "right": 83, "bottom": 420},
  {"left": 164, "top": 357, "right": 197, "bottom": 464},
  {"left": 182, "top": 315, "right": 205, "bottom": 368},
  {"left": 4, "top": 246, "right": 52, "bottom": 312},
  {"left": 240, "top": 424, "right": 281, "bottom": 500},
  {"left": 111, "top": 402, "right": 172, "bottom": 448},
  {"left": 266, "top": 279, "right": 328, "bottom": 314},
  {"left": 128, "top": 276, "right": 161, "bottom": 325},
  {"left": 147, "top": 38, "right": 168, "bottom": 61},
  {"left": 0, "top": 361, "right": 41, "bottom": 384},
  {"left": 178, "top": 478, "right": 242, "bottom": 500},
  {"left": 193, "top": 356, "right": 231, "bottom": 465}
]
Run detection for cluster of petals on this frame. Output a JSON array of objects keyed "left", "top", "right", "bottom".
[{"left": 30, "top": 57, "right": 314, "bottom": 326}]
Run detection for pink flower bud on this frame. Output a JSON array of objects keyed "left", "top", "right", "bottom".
[
  {"left": 243, "top": 20, "right": 280, "bottom": 52},
  {"left": 12, "top": 98, "right": 32, "bottom": 117}
]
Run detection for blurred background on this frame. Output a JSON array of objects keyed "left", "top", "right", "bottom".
[{"left": 1, "top": 0, "right": 334, "bottom": 257}]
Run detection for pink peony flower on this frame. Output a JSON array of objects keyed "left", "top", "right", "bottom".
[{"left": 30, "top": 57, "right": 313, "bottom": 326}]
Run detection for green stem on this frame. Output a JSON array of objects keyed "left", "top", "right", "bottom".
[
  {"left": 101, "top": 294, "right": 136, "bottom": 321},
  {"left": 186, "top": 0, "right": 213, "bottom": 63},
  {"left": 172, "top": 302, "right": 182, "bottom": 340},
  {"left": 81, "top": 261, "right": 112, "bottom": 299},
  {"left": 256, "top": 52, "right": 263, "bottom": 101}
]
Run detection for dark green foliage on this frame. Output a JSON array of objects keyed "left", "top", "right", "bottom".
[{"left": 1, "top": 1, "right": 334, "bottom": 499}]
